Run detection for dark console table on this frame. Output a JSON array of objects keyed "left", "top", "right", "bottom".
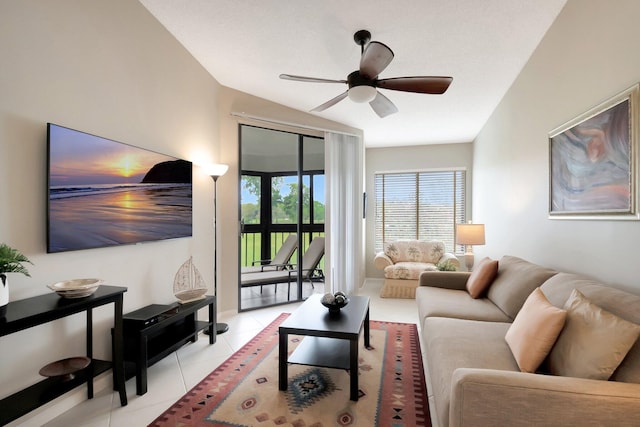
[
  {"left": 0, "top": 285, "right": 128, "bottom": 426},
  {"left": 122, "top": 295, "right": 216, "bottom": 395}
]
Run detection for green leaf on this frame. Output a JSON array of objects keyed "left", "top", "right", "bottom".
[{"left": 0, "top": 243, "right": 33, "bottom": 277}]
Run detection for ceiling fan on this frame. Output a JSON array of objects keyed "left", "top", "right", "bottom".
[{"left": 280, "top": 30, "right": 453, "bottom": 118}]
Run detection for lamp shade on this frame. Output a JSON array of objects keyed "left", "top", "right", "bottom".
[
  {"left": 456, "top": 223, "right": 485, "bottom": 245},
  {"left": 203, "top": 163, "right": 229, "bottom": 178},
  {"left": 348, "top": 85, "right": 377, "bottom": 103}
]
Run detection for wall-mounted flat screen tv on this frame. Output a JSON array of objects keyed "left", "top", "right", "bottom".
[{"left": 47, "top": 123, "right": 192, "bottom": 253}]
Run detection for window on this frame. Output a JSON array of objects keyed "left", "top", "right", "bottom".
[
  {"left": 241, "top": 174, "right": 261, "bottom": 225},
  {"left": 272, "top": 175, "right": 298, "bottom": 224},
  {"left": 312, "top": 174, "right": 325, "bottom": 224},
  {"left": 374, "top": 170, "right": 466, "bottom": 253},
  {"left": 265, "top": 172, "right": 325, "bottom": 225}
]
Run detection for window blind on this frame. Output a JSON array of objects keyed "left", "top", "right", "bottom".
[{"left": 374, "top": 170, "right": 466, "bottom": 253}]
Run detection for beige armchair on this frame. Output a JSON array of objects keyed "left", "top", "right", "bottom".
[{"left": 374, "top": 239, "right": 459, "bottom": 298}]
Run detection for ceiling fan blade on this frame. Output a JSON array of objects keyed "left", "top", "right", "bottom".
[
  {"left": 280, "top": 74, "right": 347, "bottom": 84},
  {"left": 376, "top": 76, "right": 453, "bottom": 94},
  {"left": 369, "top": 91, "right": 398, "bottom": 118},
  {"left": 360, "top": 41, "right": 394, "bottom": 79},
  {"left": 311, "top": 91, "right": 349, "bottom": 112}
]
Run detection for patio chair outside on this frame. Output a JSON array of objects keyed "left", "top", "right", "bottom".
[
  {"left": 240, "top": 236, "right": 325, "bottom": 300},
  {"left": 241, "top": 234, "right": 298, "bottom": 274}
]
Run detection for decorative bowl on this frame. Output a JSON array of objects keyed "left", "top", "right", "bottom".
[
  {"left": 321, "top": 292, "right": 349, "bottom": 314},
  {"left": 39, "top": 356, "right": 91, "bottom": 381},
  {"left": 48, "top": 278, "right": 103, "bottom": 299}
]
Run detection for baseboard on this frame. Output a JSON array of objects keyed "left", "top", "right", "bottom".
[{"left": 7, "top": 372, "right": 112, "bottom": 427}]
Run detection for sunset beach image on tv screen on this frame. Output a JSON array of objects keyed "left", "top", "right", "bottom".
[{"left": 47, "top": 123, "right": 192, "bottom": 253}]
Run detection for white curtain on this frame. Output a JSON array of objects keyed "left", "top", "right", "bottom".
[{"left": 324, "top": 132, "right": 364, "bottom": 295}]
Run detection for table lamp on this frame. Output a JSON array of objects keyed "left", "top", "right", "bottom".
[{"left": 455, "top": 223, "right": 485, "bottom": 271}]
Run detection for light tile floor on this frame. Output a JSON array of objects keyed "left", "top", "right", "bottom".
[{"left": 15, "top": 279, "right": 418, "bottom": 427}]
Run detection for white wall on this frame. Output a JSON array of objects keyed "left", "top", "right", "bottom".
[
  {"left": 0, "top": 0, "right": 360, "bottom": 419},
  {"left": 0, "top": 0, "right": 223, "bottom": 403},
  {"left": 474, "top": 0, "right": 640, "bottom": 292},
  {"left": 365, "top": 143, "right": 473, "bottom": 277}
]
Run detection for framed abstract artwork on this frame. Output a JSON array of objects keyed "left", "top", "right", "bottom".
[{"left": 549, "top": 84, "right": 639, "bottom": 220}]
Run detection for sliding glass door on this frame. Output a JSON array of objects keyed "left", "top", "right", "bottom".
[{"left": 239, "top": 125, "right": 325, "bottom": 311}]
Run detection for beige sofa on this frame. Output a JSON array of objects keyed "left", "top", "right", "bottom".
[
  {"left": 416, "top": 255, "right": 640, "bottom": 427},
  {"left": 374, "top": 239, "right": 459, "bottom": 298}
]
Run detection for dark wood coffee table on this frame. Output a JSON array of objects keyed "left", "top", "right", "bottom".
[{"left": 278, "top": 294, "right": 370, "bottom": 401}]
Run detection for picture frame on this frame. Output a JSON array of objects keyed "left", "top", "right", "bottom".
[
  {"left": 548, "top": 84, "right": 639, "bottom": 220},
  {"left": 47, "top": 123, "right": 193, "bottom": 253}
]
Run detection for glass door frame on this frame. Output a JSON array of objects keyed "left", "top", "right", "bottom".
[{"left": 238, "top": 124, "right": 324, "bottom": 312}]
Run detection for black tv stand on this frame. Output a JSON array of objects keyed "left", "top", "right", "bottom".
[{"left": 122, "top": 296, "right": 216, "bottom": 395}]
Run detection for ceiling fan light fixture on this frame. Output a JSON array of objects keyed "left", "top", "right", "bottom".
[{"left": 348, "top": 85, "right": 377, "bottom": 103}]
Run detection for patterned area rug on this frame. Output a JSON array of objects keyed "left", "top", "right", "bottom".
[{"left": 149, "top": 313, "right": 430, "bottom": 427}]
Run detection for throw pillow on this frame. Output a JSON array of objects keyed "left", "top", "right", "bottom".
[
  {"left": 505, "top": 287, "right": 567, "bottom": 373},
  {"left": 547, "top": 288, "right": 640, "bottom": 380},
  {"left": 466, "top": 257, "right": 498, "bottom": 298}
]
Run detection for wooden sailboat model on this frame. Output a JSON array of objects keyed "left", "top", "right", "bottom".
[{"left": 173, "top": 256, "right": 208, "bottom": 304}]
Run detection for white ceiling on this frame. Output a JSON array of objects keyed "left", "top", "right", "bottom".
[{"left": 139, "top": 0, "right": 567, "bottom": 148}]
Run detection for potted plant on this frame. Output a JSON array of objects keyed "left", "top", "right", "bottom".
[
  {"left": 436, "top": 259, "right": 459, "bottom": 271},
  {"left": 0, "top": 243, "right": 32, "bottom": 310}
]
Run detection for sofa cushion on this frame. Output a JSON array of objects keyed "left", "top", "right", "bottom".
[
  {"left": 466, "top": 257, "right": 498, "bottom": 298},
  {"left": 547, "top": 289, "right": 640, "bottom": 380},
  {"left": 383, "top": 261, "right": 437, "bottom": 280},
  {"left": 505, "top": 288, "right": 567, "bottom": 373},
  {"left": 487, "top": 256, "right": 557, "bottom": 320},
  {"left": 383, "top": 239, "right": 445, "bottom": 264},
  {"left": 416, "top": 286, "right": 511, "bottom": 329},
  {"left": 541, "top": 273, "right": 640, "bottom": 383},
  {"left": 540, "top": 272, "right": 603, "bottom": 308},
  {"left": 423, "top": 317, "right": 518, "bottom": 427}
]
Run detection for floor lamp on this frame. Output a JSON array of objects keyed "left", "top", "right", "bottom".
[
  {"left": 205, "top": 163, "right": 229, "bottom": 335},
  {"left": 455, "top": 223, "right": 485, "bottom": 271}
]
